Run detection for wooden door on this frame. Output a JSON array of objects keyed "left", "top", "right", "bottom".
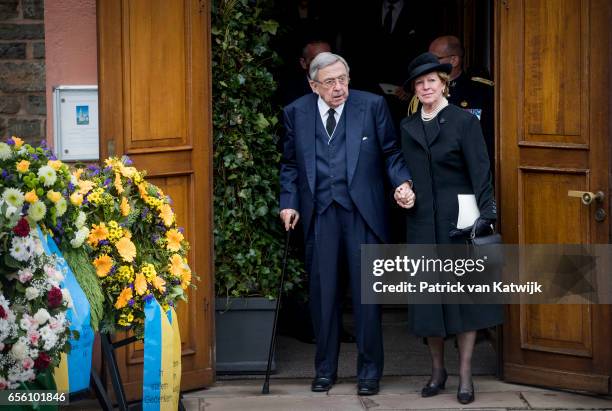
[
  {"left": 497, "top": 0, "right": 611, "bottom": 393},
  {"left": 97, "top": 0, "right": 214, "bottom": 399}
]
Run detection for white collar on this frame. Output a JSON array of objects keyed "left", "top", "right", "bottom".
[{"left": 317, "top": 97, "right": 345, "bottom": 119}]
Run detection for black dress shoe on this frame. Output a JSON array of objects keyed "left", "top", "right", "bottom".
[
  {"left": 457, "top": 383, "right": 475, "bottom": 404},
  {"left": 357, "top": 379, "right": 379, "bottom": 396},
  {"left": 421, "top": 369, "right": 448, "bottom": 397},
  {"left": 311, "top": 376, "right": 335, "bottom": 392}
]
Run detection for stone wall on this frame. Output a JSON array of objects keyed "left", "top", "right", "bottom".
[{"left": 0, "top": 0, "right": 45, "bottom": 144}]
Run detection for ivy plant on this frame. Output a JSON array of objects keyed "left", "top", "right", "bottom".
[{"left": 212, "top": 0, "right": 304, "bottom": 299}]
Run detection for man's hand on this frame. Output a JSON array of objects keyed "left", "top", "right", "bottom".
[
  {"left": 394, "top": 182, "right": 415, "bottom": 209},
  {"left": 280, "top": 209, "right": 300, "bottom": 230}
]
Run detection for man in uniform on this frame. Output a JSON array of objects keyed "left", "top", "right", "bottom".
[{"left": 428, "top": 35, "right": 495, "bottom": 178}]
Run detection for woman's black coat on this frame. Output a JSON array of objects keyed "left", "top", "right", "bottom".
[{"left": 400, "top": 104, "right": 502, "bottom": 337}]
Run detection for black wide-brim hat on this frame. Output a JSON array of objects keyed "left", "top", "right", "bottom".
[{"left": 404, "top": 52, "right": 452, "bottom": 86}]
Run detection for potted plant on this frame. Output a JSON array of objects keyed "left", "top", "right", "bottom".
[{"left": 212, "top": 0, "right": 304, "bottom": 373}]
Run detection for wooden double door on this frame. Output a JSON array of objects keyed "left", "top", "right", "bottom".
[{"left": 96, "top": 0, "right": 611, "bottom": 398}]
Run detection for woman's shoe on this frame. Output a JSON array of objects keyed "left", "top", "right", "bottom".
[
  {"left": 457, "top": 382, "right": 475, "bottom": 404},
  {"left": 421, "top": 369, "right": 448, "bottom": 397}
]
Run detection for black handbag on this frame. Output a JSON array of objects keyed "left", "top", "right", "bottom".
[{"left": 469, "top": 217, "right": 502, "bottom": 246}]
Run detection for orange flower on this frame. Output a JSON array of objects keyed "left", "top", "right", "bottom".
[
  {"left": 120, "top": 166, "right": 137, "bottom": 179},
  {"left": 46, "top": 190, "right": 62, "bottom": 203},
  {"left": 166, "top": 229, "right": 184, "bottom": 252},
  {"left": 168, "top": 254, "right": 184, "bottom": 277},
  {"left": 88, "top": 222, "right": 109, "bottom": 246},
  {"left": 16, "top": 160, "right": 30, "bottom": 173},
  {"left": 11, "top": 136, "right": 24, "bottom": 148},
  {"left": 120, "top": 196, "right": 130, "bottom": 216},
  {"left": 134, "top": 273, "right": 148, "bottom": 295},
  {"left": 70, "top": 192, "right": 83, "bottom": 206},
  {"left": 115, "top": 287, "right": 133, "bottom": 309},
  {"left": 24, "top": 190, "right": 38, "bottom": 203},
  {"left": 159, "top": 203, "right": 174, "bottom": 227},
  {"left": 93, "top": 255, "right": 113, "bottom": 277},
  {"left": 116, "top": 237, "right": 137, "bottom": 262},
  {"left": 152, "top": 276, "right": 166, "bottom": 293},
  {"left": 72, "top": 168, "right": 84, "bottom": 180},
  {"left": 47, "top": 159, "right": 63, "bottom": 171},
  {"left": 114, "top": 172, "right": 124, "bottom": 194},
  {"left": 78, "top": 180, "right": 95, "bottom": 195}
]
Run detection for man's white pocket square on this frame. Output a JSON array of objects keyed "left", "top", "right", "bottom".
[{"left": 362, "top": 136, "right": 368, "bottom": 141}]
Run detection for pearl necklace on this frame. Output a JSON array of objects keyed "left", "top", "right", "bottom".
[{"left": 421, "top": 97, "right": 449, "bottom": 122}]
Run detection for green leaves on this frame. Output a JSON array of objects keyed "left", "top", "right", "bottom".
[{"left": 212, "top": 0, "right": 304, "bottom": 299}]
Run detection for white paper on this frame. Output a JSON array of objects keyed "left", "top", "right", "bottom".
[
  {"left": 379, "top": 83, "right": 399, "bottom": 95},
  {"left": 457, "top": 194, "right": 480, "bottom": 229}
]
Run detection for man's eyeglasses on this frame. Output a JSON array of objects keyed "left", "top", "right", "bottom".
[{"left": 313, "top": 75, "right": 349, "bottom": 88}]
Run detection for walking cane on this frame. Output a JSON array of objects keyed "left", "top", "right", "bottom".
[{"left": 262, "top": 225, "right": 292, "bottom": 394}]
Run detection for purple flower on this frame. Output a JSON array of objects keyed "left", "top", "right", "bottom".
[
  {"left": 6, "top": 139, "right": 14, "bottom": 146},
  {"left": 99, "top": 240, "right": 110, "bottom": 246},
  {"left": 40, "top": 139, "right": 47, "bottom": 147},
  {"left": 143, "top": 294, "right": 154, "bottom": 303},
  {"left": 169, "top": 301, "right": 174, "bottom": 307},
  {"left": 166, "top": 196, "right": 173, "bottom": 205},
  {"left": 128, "top": 299, "right": 135, "bottom": 307},
  {"left": 151, "top": 234, "right": 160, "bottom": 243},
  {"left": 103, "top": 178, "right": 111, "bottom": 186},
  {"left": 49, "top": 153, "right": 57, "bottom": 160},
  {"left": 141, "top": 207, "right": 149, "bottom": 218},
  {"left": 31, "top": 154, "right": 39, "bottom": 160},
  {"left": 67, "top": 182, "right": 75, "bottom": 191},
  {"left": 103, "top": 166, "right": 112, "bottom": 173},
  {"left": 178, "top": 227, "right": 185, "bottom": 234},
  {"left": 124, "top": 157, "right": 133, "bottom": 165},
  {"left": 1, "top": 170, "right": 8, "bottom": 178}
]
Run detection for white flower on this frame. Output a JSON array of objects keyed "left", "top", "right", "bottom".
[
  {"left": 25, "top": 286, "right": 39, "bottom": 300},
  {"left": 1, "top": 188, "right": 24, "bottom": 208},
  {"left": 61, "top": 288, "right": 73, "bottom": 308},
  {"left": 27, "top": 200, "right": 46, "bottom": 221},
  {"left": 22, "top": 358, "right": 34, "bottom": 370},
  {"left": 0, "top": 142, "right": 11, "bottom": 160},
  {"left": 37, "top": 165, "right": 57, "bottom": 187},
  {"left": 4, "top": 204, "right": 18, "bottom": 219},
  {"left": 44, "top": 264, "right": 63, "bottom": 282},
  {"left": 70, "top": 226, "right": 89, "bottom": 248},
  {"left": 10, "top": 236, "right": 34, "bottom": 262},
  {"left": 39, "top": 325, "right": 59, "bottom": 351},
  {"left": 75, "top": 211, "right": 87, "bottom": 229},
  {"left": 33, "top": 238, "right": 44, "bottom": 256},
  {"left": 33, "top": 308, "right": 51, "bottom": 325},
  {"left": 11, "top": 340, "right": 28, "bottom": 360},
  {"left": 55, "top": 197, "right": 67, "bottom": 217},
  {"left": 18, "top": 268, "right": 33, "bottom": 283}
]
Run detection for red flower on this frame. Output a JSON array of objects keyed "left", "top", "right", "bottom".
[
  {"left": 34, "top": 352, "right": 51, "bottom": 370},
  {"left": 47, "top": 287, "right": 63, "bottom": 308},
  {"left": 0, "top": 305, "right": 6, "bottom": 319},
  {"left": 12, "top": 217, "right": 30, "bottom": 237}
]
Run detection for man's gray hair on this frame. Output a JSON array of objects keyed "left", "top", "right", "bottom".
[{"left": 309, "top": 52, "right": 350, "bottom": 81}]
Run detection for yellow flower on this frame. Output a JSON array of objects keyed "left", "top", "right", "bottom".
[
  {"left": 78, "top": 180, "right": 94, "bottom": 195},
  {"left": 46, "top": 190, "right": 62, "bottom": 203},
  {"left": 11, "top": 136, "right": 24, "bottom": 148},
  {"left": 16, "top": 160, "right": 30, "bottom": 173},
  {"left": 115, "top": 287, "right": 133, "bottom": 309},
  {"left": 93, "top": 254, "right": 113, "bottom": 277},
  {"left": 120, "top": 166, "right": 137, "bottom": 179},
  {"left": 166, "top": 229, "right": 184, "bottom": 252},
  {"left": 138, "top": 183, "right": 149, "bottom": 199},
  {"left": 116, "top": 237, "right": 137, "bottom": 262},
  {"left": 70, "top": 192, "right": 83, "bottom": 206},
  {"left": 116, "top": 265, "right": 135, "bottom": 282},
  {"left": 168, "top": 254, "right": 184, "bottom": 277},
  {"left": 181, "top": 267, "right": 192, "bottom": 290},
  {"left": 134, "top": 273, "right": 148, "bottom": 295},
  {"left": 141, "top": 263, "right": 157, "bottom": 280},
  {"left": 159, "top": 203, "right": 174, "bottom": 227},
  {"left": 47, "top": 160, "right": 63, "bottom": 171},
  {"left": 104, "top": 158, "right": 116, "bottom": 168},
  {"left": 114, "top": 172, "right": 124, "bottom": 194},
  {"left": 152, "top": 276, "right": 166, "bottom": 293},
  {"left": 72, "top": 168, "right": 84, "bottom": 180},
  {"left": 120, "top": 196, "right": 130, "bottom": 216},
  {"left": 24, "top": 190, "right": 38, "bottom": 203},
  {"left": 88, "top": 222, "right": 109, "bottom": 246}
]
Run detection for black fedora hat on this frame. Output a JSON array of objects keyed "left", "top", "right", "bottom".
[{"left": 404, "top": 52, "right": 452, "bottom": 86}]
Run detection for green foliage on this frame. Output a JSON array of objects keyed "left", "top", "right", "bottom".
[{"left": 212, "top": 0, "right": 304, "bottom": 298}]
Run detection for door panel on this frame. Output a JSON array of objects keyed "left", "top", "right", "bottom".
[
  {"left": 98, "top": 0, "right": 214, "bottom": 400},
  {"left": 497, "top": 0, "right": 611, "bottom": 393}
]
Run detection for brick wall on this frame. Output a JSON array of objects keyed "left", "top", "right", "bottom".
[{"left": 0, "top": 0, "right": 45, "bottom": 145}]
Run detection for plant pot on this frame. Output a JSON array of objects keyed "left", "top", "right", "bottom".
[{"left": 215, "top": 297, "right": 277, "bottom": 374}]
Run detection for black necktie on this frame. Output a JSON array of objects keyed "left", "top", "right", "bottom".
[
  {"left": 383, "top": 3, "right": 394, "bottom": 34},
  {"left": 326, "top": 108, "right": 336, "bottom": 137}
]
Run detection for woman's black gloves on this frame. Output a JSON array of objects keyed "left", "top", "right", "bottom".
[{"left": 449, "top": 217, "right": 495, "bottom": 239}]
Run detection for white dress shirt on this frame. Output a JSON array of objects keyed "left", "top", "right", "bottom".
[
  {"left": 317, "top": 97, "right": 344, "bottom": 141},
  {"left": 381, "top": 0, "right": 404, "bottom": 33}
]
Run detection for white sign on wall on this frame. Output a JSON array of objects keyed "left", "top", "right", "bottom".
[{"left": 53, "top": 86, "right": 99, "bottom": 161}]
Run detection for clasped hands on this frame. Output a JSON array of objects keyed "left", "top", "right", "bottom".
[{"left": 394, "top": 181, "right": 415, "bottom": 209}]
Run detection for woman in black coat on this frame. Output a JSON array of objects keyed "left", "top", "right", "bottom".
[{"left": 399, "top": 52, "right": 503, "bottom": 404}]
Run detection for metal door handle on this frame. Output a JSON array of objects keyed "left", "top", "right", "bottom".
[{"left": 567, "top": 190, "right": 605, "bottom": 205}]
